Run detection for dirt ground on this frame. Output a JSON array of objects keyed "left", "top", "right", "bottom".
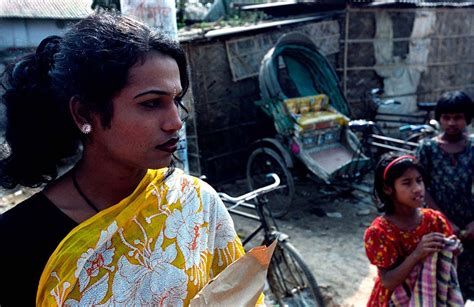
[
  {"left": 0, "top": 176, "right": 379, "bottom": 307},
  {"left": 219, "top": 177, "right": 379, "bottom": 307}
]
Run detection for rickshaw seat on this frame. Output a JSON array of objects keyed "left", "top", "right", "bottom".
[
  {"left": 282, "top": 94, "right": 369, "bottom": 181},
  {"left": 297, "top": 111, "right": 348, "bottom": 131},
  {"left": 284, "top": 94, "right": 349, "bottom": 132}
]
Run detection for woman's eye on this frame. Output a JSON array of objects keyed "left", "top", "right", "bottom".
[{"left": 141, "top": 100, "right": 161, "bottom": 108}]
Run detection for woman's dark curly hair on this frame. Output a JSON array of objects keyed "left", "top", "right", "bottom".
[
  {"left": 435, "top": 90, "right": 473, "bottom": 124},
  {"left": 373, "top": 152, "right": 427, "bottom": 214},
  {"left": 0, "top": 12, "right": 189, "bottom": 189}
]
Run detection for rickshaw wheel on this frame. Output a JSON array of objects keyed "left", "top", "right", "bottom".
[{"left": 246, "top": 147, "right": 295, "bottom": 218}]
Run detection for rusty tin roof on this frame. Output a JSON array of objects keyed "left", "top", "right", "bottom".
[{"left": 0, "top": 0, "right": 94, "bottom": 19}]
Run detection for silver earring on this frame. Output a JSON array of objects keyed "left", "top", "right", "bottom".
[{"left": 81, "top": 123, "right": 92, "bottom": 134}]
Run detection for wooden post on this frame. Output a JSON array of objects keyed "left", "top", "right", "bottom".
[{"left": 343, "top": 6, "right": 350, "bottom": 97}]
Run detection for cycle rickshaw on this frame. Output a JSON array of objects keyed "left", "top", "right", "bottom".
[{"left": 246, "top": 32, "right": 370, "bottom": 218}]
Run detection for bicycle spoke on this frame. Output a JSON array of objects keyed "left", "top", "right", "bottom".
[{"left": 267, "top": 242, "right": 324, "bottom": 306}]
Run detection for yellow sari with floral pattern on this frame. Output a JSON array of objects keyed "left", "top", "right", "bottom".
[{"left": 37, "top": 168, "right": 246, "bottom": 306}]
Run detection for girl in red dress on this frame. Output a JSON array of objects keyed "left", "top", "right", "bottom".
[{"left": 364, "top": 152, "right": 461, "bottom": 306}]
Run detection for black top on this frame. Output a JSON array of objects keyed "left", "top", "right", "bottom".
[{"left": 0, "top": 193, "right": 77, "bottom": 306}]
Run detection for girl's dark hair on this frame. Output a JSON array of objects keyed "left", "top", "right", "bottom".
[
  {"left": 373, "top": 152, "right": 426, "bottom": 214},
  {"left": 0, "top": 12, "right": 189, "bottom": 189},
  {"left": 435, "top": 90, "right": 473, "bottom": 124}
]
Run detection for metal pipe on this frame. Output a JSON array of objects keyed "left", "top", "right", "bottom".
[
  {"left": 227, "top": 208, "right": 261, "bottom": 221},
  {"left": 369, "top": 141, "right": 415, "bottom": 153},
  {"left": 371, "top": 134, "right": 419, "bottom": 147}
]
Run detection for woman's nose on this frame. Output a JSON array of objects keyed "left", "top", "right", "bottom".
[
  {"left": 413, "top": 182, "right": 423, "bottom": 192},
  {"left": 162, "top": 104, "right": 183, "bottom": 132}
]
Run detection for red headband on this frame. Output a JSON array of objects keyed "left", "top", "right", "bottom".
[{"left": 383, "top": 155, "right": 417, "bottom": 180}]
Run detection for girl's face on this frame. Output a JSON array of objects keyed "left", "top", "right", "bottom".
[
  {"left": 439, "top": 113, "right": 466, "bottom": 136},
  {"left": 389, "top": 168, "right": 425, "bottom": 209},
  {"left": 88, "top": 52, "right": 183, "bottom": 170}
]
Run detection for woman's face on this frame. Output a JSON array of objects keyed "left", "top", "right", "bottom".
[
  {"left": 89, "top": 52, "right": 183, "bottom": 170},
  {"left": 439, "top": 113, "right": 466, "bottom": 136}
]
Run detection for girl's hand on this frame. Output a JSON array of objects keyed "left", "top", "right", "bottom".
[
  {"left": 460, "top": 221, "right": 474, "bottom": 241},
  {"left": 412, "top": 232, "right": 446, "bottom": 261},
  {"left": 445, "top": 235, "right": 463, "bottom": 256}
]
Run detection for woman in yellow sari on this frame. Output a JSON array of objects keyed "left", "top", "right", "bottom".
[{"left": 0, "top": 13, "right": 245, "bottom": 306}]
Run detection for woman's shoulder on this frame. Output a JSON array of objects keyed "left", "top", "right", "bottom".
[
  {"left": 420, "top": 208, "right": 451, "bottom": 230},
  {"left": 170, "top": 169, "right": 218, "bottom": 196},
  {"left": 420, "top": 207, "right": 444, "bottom": 218},
  {"left": 364, "top": 215, "right": 402, "bottom": 244},
  {"left": 167, "top": 171, "right": 232, "bottom": 223},
  {"left": 163, "top": 169, "right": 222, "bottom": 209},
  {"left": 0, "top": 193, "right": 46, "bottom": 225},
  {"left": 364, "top": 216, "right": 399, "bottom": 267},
  {"left": 423, "top": 208, "right": 453, "bottom": 236},
  {"left": 364, "top": 216, "right": 389, "bottom": 238},
  {"left": 416, "top": 137, "right": 438, "bottom": 159},
  {"left": 418, "top": 136, "right": 438, "bottom": 149},
  {"left": 0, "top": 192, "right": 76, "bottom": 243}
]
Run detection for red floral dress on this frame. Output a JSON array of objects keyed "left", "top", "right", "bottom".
[{"left": 363, "top": 208, "right": 453, "bottom": 307}]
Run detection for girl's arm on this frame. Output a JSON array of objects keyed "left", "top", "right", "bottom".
[
  {"left": 379, "top": 232, "right": 446, "bottom": 290},
  {"left": 379, "top": 252, "right": 420, "bottom": 290}
]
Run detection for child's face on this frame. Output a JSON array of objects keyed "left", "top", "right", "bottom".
[
  {"left": 439, "top": 113, "right": 466, "bottom": 136},
  {"left": 390, "top": 168, "right": 425, "bottom": 209}
]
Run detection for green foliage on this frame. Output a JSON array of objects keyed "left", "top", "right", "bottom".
[
  {"left": 179, "top": 9, "right": 267, "bottom": 31},
  {"left": 227, "top": 10, "right": 267, "bottom": 27}
]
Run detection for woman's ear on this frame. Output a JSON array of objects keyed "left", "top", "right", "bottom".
[
  {"left": 383, "top": 184, "right": 393, "bottom": 196},
  {"left": 69, "top": 96, "right": 92, "bottom": 134}
]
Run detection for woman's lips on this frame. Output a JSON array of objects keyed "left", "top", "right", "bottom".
[
  {"left": 414, "top": 195, "right": 424, "bottom": 202},
  {"left": 156, "top": 138, "right": 179, "bottom": 153},
  {"left": 445, "top": 128, "right": 459, "bottom": 134}
]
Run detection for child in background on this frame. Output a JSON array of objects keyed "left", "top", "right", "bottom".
[
  {"left": 416, "top": 90, "right": 474, "bottom": 300},
  {"left": 364, "top": 152, "right": 462, "bottom": 306}
]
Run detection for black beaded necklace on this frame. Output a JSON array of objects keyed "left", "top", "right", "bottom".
[{"left": 72, "top": 171, "right": 100, "bottom": 213}]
